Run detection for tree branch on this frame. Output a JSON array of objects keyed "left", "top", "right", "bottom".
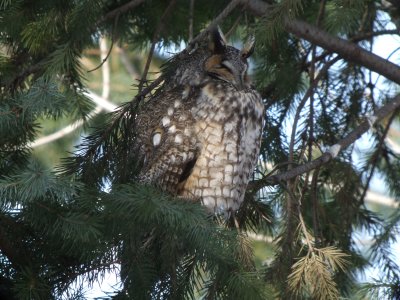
[
  {"left": 242, "top": 0, "right": 400, "bottom": 84},
  {"left": 359, "top": 110, "right": 398, "bottom": 204},
  {"left": 189, "top": 0, "right": 242, "bottom": 46},
  {"left": 0, "top": 214, "right": 32, "bottom": 269},
  {"left": 351, "top": 29, "right": 400, "bottom": 42},
  {"left": 284, "top": 19, "right": 400, "bottom": 84},
  {"left": 241, "top": 0, "right": 400, "bottom": 189},
  {"left": 250, "top": 94, "right": 400, "bottom": 188},
  {"left": 29, "top": 37, "right": 115, "bottom": 148},
  {"left": 128, "top": 0, "right": 241, "bottom": 101},
  {"left": 188, "top": 0, "right": 195, "bottom": 41},
  {"left": 97, "top": 0, "right": 146, "bottom": 25},
  {"left": 138, "top": 0, "right": 176, "bottom": 93}
]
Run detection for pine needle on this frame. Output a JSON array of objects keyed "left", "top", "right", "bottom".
[{"left": 288, "top": 246, "right": 349, "bottom": 299}]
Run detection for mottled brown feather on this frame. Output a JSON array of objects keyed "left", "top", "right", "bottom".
[{"left": 135, "top": 29, "right": 264, "bottom": 215}]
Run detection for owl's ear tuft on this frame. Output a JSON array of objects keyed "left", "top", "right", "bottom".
[
  {"left": 241, "top": 35, "right": 255, "bottom": 59},
  {"left": 208, "top": 26, "right": 226, "bottom": 54}
]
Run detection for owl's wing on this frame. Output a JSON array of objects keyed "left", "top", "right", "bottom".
[{"left": 136, "top": 88, "right": 198, "bottom": 194}]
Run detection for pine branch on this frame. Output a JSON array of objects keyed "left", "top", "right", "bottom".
[
  {"left": 285, "top": 19, "right": 400, "bottom": 84},
  {"left": 242, "top": 0, "right": 400, "bottom": 84},
  {"left": 287, "top": 244, "right": 349, "bottom": 299},
  {"left": 6, "top": 63, "right": 42, "bottom": 90},
  {"left": 29, "top": 37, "right": 114, "bottom": 148},
  {"left": 29, "top": 90, "right": 116, "bottom": 148},
  {"left": 250, "top": 94, "right": 400, "bottom": 188},
  {"left": 28, "top": 108, "right": 101, "bottom": 148}
]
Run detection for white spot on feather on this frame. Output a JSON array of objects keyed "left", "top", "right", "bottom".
[
  {"left": 174, "top": 134, "right": 183, "bottom": 144},
  {"left": 152, "top": 132, "right": 161, "bottom": 146},
  {"left": 169, "top": 125, "right": 176, "bottom": 133},
  {"left": 161, "top": 116, "right": 170, "bottom": 127},
  {"left": 182, "top": 86, "right": 190, "bottom": 99},
  {"left": 174, "top": 100, "right": 181, "bottom": 108},
  {"left": 181, "top": 152, "right": 187, "bottom": 161}
]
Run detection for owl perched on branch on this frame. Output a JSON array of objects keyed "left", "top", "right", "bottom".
[{"left": 135, "top": 28, "right": 264, "bottom": 215}]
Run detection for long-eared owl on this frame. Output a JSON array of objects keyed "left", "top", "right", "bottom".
[{"left": 135, "top": 28, "right": 264, "bottom": 215}]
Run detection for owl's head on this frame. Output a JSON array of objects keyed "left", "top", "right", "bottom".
[
  {"left": 204, "top": 28, "right": 255, "bottom": 90},
  {"left": 165, "top": 28, "right": 255, "bottom": 90}
]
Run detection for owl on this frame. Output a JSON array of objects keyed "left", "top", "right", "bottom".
[{"left": 135, "top": 28, "right": 264, "bottom": 215}]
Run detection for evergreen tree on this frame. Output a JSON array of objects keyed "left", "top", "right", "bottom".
[{"left": 1, "top": 0, "right": 400, "bottom": 299}]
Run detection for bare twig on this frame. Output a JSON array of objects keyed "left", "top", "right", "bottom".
[
  {"left": 351, "top": 29, "right": 399, "bottom": 42},
  {"left": 359, "top": 110, "right": 398, "bottom": 204},
  {"left": 225, "top": 14, "right": 243, "bottom": 39},
  {"left": 298, "top": 203, "right": 314, "bottom": 252},
  {"left": 308, "top": 0, "right": 326, "bottom": 150},
  {"left": 365, "top": 190, "right": 399, "bottom": 208},
  {"left": 96, "top": 0, "right": 146, "bottom": 25},
  {"left": 116, "top": 46, "right": 140, "bottom": 79},
  {"left": 189, "top": 0, "right": 242, "bottom": 47},
  {"left": 88, "top": 40, "right": 114, "bottom": 73},
  {"left": 189, "top": 0, "right": 195, "bottom": 41},
  {"left": 253, "top": 94, "right": 400, "bottom": 187},
  {"left": 138, "top": 0, "right": 176, "bottom": 93},
  {"left": 310, "top": 167, "right": 321, "bottom": 245},
  {"left": 89, "top": 12, "right": 120, "bottom": 73},
  {"left": 136, "top": 0, "right": 240, "bottom": 96},
  {"left": 288, "top": 56, "right": 340, "bottom": 163},
  {"left": 132, "top": 75, "right": 165, "bottom": 102},
  {"left": 137, "top": 45, "right": 157, "bottom": 94},
  {"left": 307, "top": 0, "right": 325, "bottom": 247},
  {"left": 29, "top": 93, "right": 117, "bottom": 148}
]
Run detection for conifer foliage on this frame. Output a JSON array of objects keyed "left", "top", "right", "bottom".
[{"left": 1, "top": 0, "right": 400, "bottom": 299}]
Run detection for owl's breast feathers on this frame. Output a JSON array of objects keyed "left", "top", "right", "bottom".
[
  {"left": 136, "top": 81, "right": 264, "bottom": 214},
  {"left": 181, "top": 82, "right": 264, "bottom": 213}
]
